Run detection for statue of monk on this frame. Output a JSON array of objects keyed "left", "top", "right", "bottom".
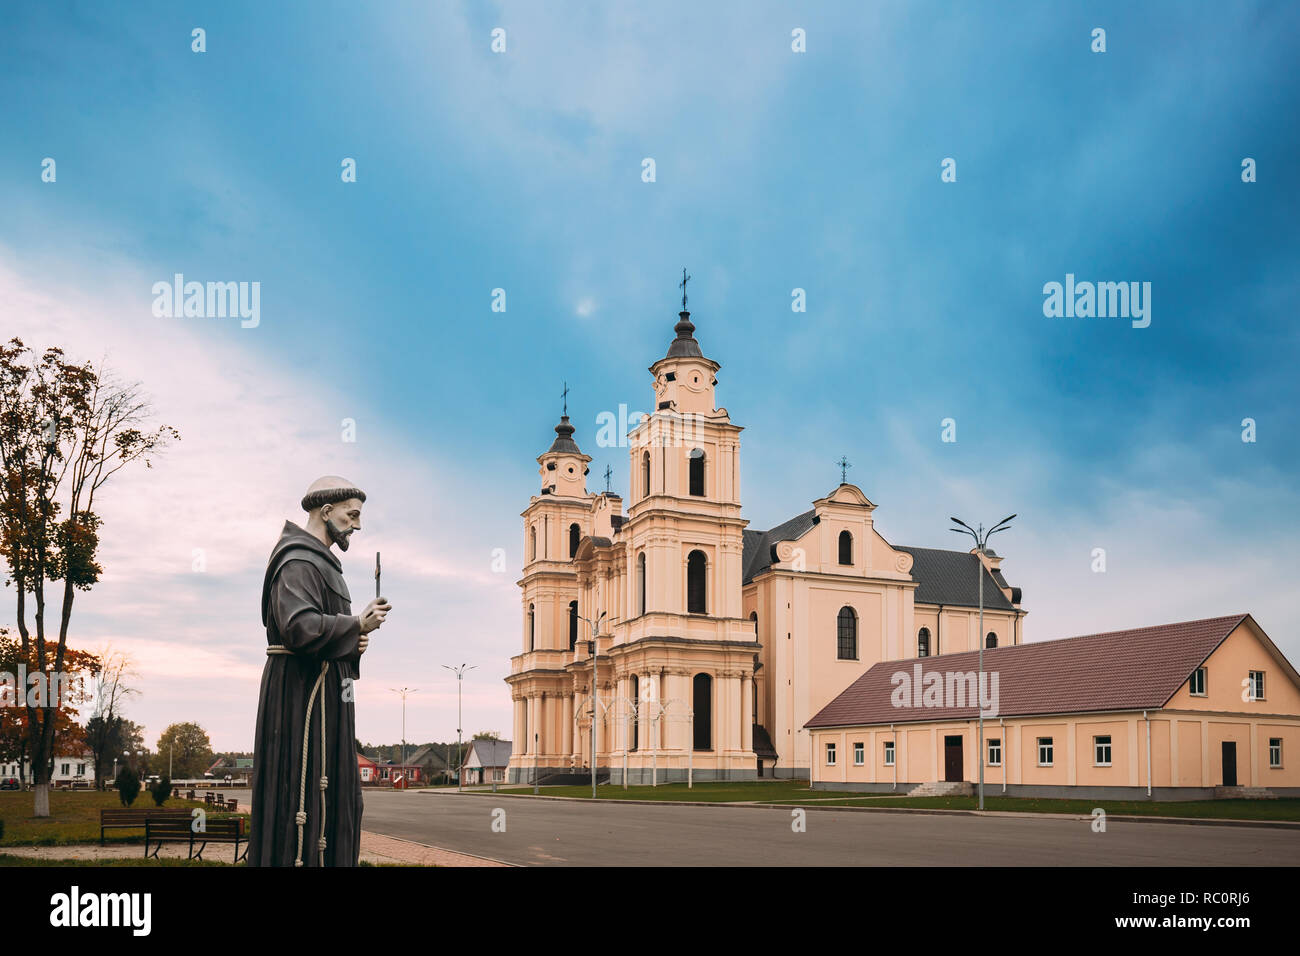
[{"left": 249, "top": 476, "right": 391, "bottom": 866}]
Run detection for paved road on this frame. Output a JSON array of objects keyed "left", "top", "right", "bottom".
[{"left": 357, "top": 790, "right": 1300, "bottom": 866}]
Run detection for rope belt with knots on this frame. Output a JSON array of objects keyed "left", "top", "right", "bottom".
[{"left": 267, "top": 646, "right": 329, "bottom": 867}]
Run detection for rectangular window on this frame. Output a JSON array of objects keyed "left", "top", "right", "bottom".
[
  {"left": 78, "top": 764, "right": 86, "bottom": 776},
  {"left": 1269, "top": 738, "right": 1282, "bottom": 768},
  {"left": 987, "top": 738, "right": 1002, "bottom": 766},
  {"left": 61, "top": 763, "right": 69, "bottom": 775},
  {"left": 1094, "top": 735, "right": 1112, "bottom": 766},
  {"left": 853, "top": 742, "right": 865, "bottom": 766},
  {"left": 1037, "top": 737, "right": 1054, "bottom": 767},
  {"left": 825, "top": 742, "right": 836, "bottom": 766},
  {"left": 1189, "top": 667, "right": 1206, "bottom": 696},
  {"left": 1248, "top": 671, "right": 1265, "bottom": 701},
  {"left": 884, "top": 741, "right": 895, "bottom": 767}
]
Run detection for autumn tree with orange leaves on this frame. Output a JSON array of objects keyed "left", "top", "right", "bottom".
[{"left": 0, "top": 339, "right": 177, "bottom": 816}]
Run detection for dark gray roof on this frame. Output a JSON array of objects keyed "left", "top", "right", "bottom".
[
  {"left": 546, "top": 416, "right": 582, "bottom": 455},
  {"left": 742, "top": 509, "right": 817, "bottom": 583},
  {"left": 611, "top": 514, "right": 627, "bottom": 532},
  {"left": 466, "top": 738, "right": 513, "bottom": 768},
  {"left": 740, "top": 512, "right": 1017, "bottom": 611},
  {"left": 895, "top": 546, "right": 1016, "bottom": 610},
  {"left": 663, "top": 311, "right": 703, "bottom": 359}
]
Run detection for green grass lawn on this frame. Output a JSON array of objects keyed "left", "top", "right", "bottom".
[
  {"left": 480, "top": 781, "right": 1300, "bottom": 820},
  {"left": 0, "top": 790, "right": 242, "bottom": 847},
  {"left": 0, "top": 854, "right": 232, "bottom": 867},
  {"left": 763, "top": 795, "right": 1300, "bottom": 820},
  {"left": 487, "top": 780, "right": 821, "bottom": 802}
]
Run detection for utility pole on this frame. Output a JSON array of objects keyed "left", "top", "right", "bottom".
[
  {"left": 949, "top": 514, "right": 1015, "bottom": 811},
  {"left": 441, "top": 664, "right": 475, "bottom": 791}
]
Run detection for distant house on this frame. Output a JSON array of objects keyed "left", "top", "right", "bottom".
[
  {"left": 358, "top": 752, "right": 424, "bottom": 787},
  {"left": 405, "top": 744, "right": 452, "bottom": 781},
  {"left": 357, "top": 753, "right": 380, "bottom": 784},
  {"left": 207, "top": 755, "right": 253, "bottom": 784},
  {"left": 462, "top": 738, "right": 512, "bottom": 784},
  {"left": 1, "top": 752, "right": 94, "bottom": 787}
]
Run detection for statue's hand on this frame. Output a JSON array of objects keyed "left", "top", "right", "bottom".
[
  {"left": 360, "top": 597, "right": 391, "bottom": 634},
  {"left": 357, "top": 634, "right": 370, "bottom": 655}
]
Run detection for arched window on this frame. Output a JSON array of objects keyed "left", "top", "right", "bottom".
[
  {"left": 688, "top": 448, "right": 705, "bottom": 496},
  {"left": 568, "top": 601, "right": 578, "bottom": 651},
  {"left": 985, "top": 632, "right": 998, "bottom": 649},
  {"left": 750, "top": 611, "right": 758, "bottom": 635},
  {"left": 837, "top": 606, "right": 858, "bottom": 660},
  {"left": 637, "top": 552, "right": 647, "bottom": 615},
  {"left": 642, "top": 451, "right": 651, "bottom": 498},
  {"left": 528, "top": 604, "right": 535, "bottom": 652},
  {"left": 918, "top": 627, "right": 931, "bottom": 658},
  {"left": 693, "top": 673, "right": 713, "bottom": 750},
  {"left": 838, "top": 530, "right": 853, "bottom": 566},
  {"left": 530, "top": 526, "right": 537, "bottom": 561},
  {"left": 569, "top": 522, "right": 581, "bottom": 558},
  {"left": 630, "top": 674, "right": 639, "bottom": 752},
  {"left": 686, "top": 550, "right": 707, "bottom": 614}
]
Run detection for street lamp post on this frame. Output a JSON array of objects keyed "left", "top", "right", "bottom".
[
  {"left": 949, "top": 513, "right": 1015, "bottom": 811},
  {"left": 577, "top": 611, "right": 607, "bottom": 799},
  {"left": 390, "top": 687, "right": 417, "bottom": 789},
  {"left": 441, "top": 664, "right": 475, "bottom": 792}
]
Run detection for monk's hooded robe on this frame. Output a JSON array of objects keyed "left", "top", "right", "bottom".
[{"left": 250, "top": 521, "right": 364, "bottom": 867}]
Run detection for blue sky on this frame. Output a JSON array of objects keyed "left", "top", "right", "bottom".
[{"left": 1, "top": 2, "right": 1297, "bottom": 750}]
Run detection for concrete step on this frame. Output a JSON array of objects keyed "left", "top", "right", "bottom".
[
  {"left": 907, "top": 781, "right": 975, "bottom": 798},
  {"left": 1213, "top": 786, "right": 1278, "bottom": 799}
]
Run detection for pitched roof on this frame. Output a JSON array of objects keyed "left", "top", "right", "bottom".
[
  {"left": 466, "top": 738, "right": 513, "bottom": 767},
  {"left": 740, "top": 514, "right": 1018, "bottom": 612},
  {"left": 806, "top": 613, "right": 1250, "bottom": 728},
  {"left": 895, "top": 545, "right": 1016, "bottom": 610},
  {"left": 742, "top": 510, "right": 817, "bottom": 583}
]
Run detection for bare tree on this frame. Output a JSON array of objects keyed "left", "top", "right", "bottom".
[
  {"left": 83, "top": 644, "right": 140, "bottom": 788},
  {"left": 0, "top": 338, "right": 177, "bottom": 816}
]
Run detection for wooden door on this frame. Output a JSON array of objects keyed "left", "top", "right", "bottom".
[{"left": 944, "top": 735, "right": 964, "bottom": 782}]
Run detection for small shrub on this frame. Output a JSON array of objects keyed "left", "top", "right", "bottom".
[
  {"left": 149, "top": 776, "right": 172, "bottom": 807},
  {"left": 115, "top": 766, "right": 140, "bottom": 807},
  {"left": 0, "top": 818, "right": 6, "bottom": 841}
]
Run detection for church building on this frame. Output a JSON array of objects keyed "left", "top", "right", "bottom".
[{"left": 506, "top": 296, "right": 1027, "bottom": 783}]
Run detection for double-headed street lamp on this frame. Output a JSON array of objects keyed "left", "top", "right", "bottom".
[
  {"left": 576, "top": 611, "right": 607, "bottom": 799},
  {"left": 949, "top": 513, "right": 1015, "bottom": 811},
  {"left": 441, "top": 664, "right": 475, "bottom": 791},
  {"left": 390, "top": 687, "right": 417, "bottom": 788}
]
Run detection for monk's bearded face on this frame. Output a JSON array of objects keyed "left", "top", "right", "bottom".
[{"left": 321, "top": 500, "right": 362, "bottom": 551}]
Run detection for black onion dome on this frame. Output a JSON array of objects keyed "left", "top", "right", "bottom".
[
  {"left": 664, "top": 310, "right": 703, "bottom": 359},
  {"left": 547, "top": 415, "right": 582, "bottom": 455}
]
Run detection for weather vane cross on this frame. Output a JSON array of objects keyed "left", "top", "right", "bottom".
[
  {"left": 837, "top": 455, "right": 852, "bottom": 484},
  {"left": 561, "top": 380, "right": 569, "bottom": 416},
  {"left": 604, "top": 464, "right": 613, "bottom": 493},
  {"left": 679, "top": 267, "right": 691, "bottom": 311}
]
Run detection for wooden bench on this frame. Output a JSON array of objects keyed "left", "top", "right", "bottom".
[
  {"left": 99, "top": 808, "right": 192, "bottom": 845},
  {"left": 145, "top": 816, "right": 246, "bottom": 862}
]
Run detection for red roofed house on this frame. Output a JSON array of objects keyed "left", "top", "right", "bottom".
[{"left": 805, "top": 613, "right": 1300, "bottom": 799}]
